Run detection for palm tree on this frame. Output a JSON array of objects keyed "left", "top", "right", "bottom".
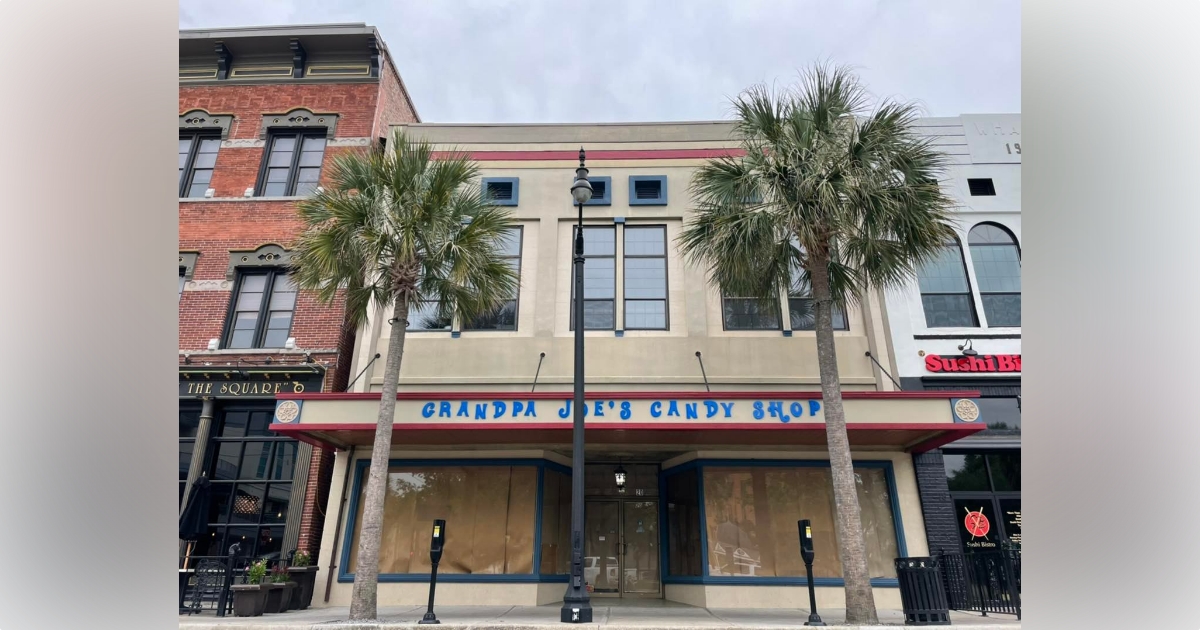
[
  {"left": 290, "top": 131, "right": 520, "bottom": 620},
  {"left": 678, "top": 64, "right": 957, "bottom": 624}
]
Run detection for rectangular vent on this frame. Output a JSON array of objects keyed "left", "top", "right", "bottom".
[
  {"left": 486, "top": 181, "right": 514, "bottom": 201},
  {"left": 180, "top": 67, "right": 217, "bottom": 80},
  {"left": 230, "top": 66, "right": 293, "bottom": 78},
  {"left": 634, "top": 179, "right": 661, "bottom": 199},
  {"left": 306, "top": 65, "right": 371, "bottom": 77},
  {"left": 967, "top": 178, "right": 997, "bottom": 196},
  {"left": 592, "top": 180, "right": 607, "bottom": 199}
]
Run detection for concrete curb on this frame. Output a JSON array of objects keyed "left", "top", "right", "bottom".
[{"left": 180, "top": 619, "right": 1022, "bottom": 624}]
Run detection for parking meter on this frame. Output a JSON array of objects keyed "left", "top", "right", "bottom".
[
  {"left": 797, "top": 519, "right": 825, "bottom": 626},
  {"left": 430, "top": 519, "right": 446, "bottom": 564},
  {"left": 420, "top": 519, "right": 447, "bottom": 625},
  {"left": 799, "top": 519, "right": 815, "bottom": 564}
]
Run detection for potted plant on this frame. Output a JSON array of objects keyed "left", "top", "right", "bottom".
[
  {"left": 231, "top": 560, "right": 269, "bottom": 617},
  {"left": 287, "top": 550, "right": 318, "bottom": 610},
  {"left": 263, "top": 564, "right": 294, "bottom": 613}
]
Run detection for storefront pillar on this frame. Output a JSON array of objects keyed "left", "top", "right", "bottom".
[
  {"left": 280, "top": 442, "right": 314, "bottom": 557},
  {"left": 179, "top": 397, "right": 215, "bottom": 515}
]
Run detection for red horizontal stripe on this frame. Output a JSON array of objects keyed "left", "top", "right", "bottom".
[
  {"left": 431, "top": 148, "right": 745, "bottom": 161},
  {"left": 279, "top": 390, "right": 979, "bottom": 401}
]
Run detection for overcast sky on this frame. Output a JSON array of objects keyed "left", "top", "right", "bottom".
[{"left": 179, "top": 1, "right": 1019, "bottom": 123}]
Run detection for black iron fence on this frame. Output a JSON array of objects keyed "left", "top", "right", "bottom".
[
  {"left": 178, "top": 551, "right": 252, "bottom": 616},
  {"left": 936, "top": 548, "right": 1021, "bottom": 619}
]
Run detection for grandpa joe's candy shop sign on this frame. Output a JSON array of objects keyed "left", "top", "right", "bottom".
[{"left": 415, "top": 397, "right": 826, "bottom": 424}]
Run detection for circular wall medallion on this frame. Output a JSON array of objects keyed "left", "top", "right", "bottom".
[
  {"left": 954, "top": 399, "right": 980, "bottom": 422},
  {"left": 275, "top": 400, "right": 301, "bottom": 424}
]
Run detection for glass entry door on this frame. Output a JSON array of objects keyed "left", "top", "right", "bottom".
[{"left": 584, "top": 499, "right": 661, "bottom": 597}]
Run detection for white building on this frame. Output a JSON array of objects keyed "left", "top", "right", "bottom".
[{"left": 882, "top": 114, "right": 1022, "bottom": 555}]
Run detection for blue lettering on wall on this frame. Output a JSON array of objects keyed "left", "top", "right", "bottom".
[
  {"left": 704, "top": 401, "right": 718, "bottom": 418},
  {"left": 512, "top": 401, "right": 524, "bottom": 417},
  {"left": 608, "top": 400, "right": 615, "bottom": 409},
  {"left": 475, "top": 403, "right": 487, "bottom": 420},
  {"left": 650, "top": 401, "right": 662, "bottom": 417},
  {"left": 790, "top": 402, "right": 804, "bottom": 419},
  {"left": 457, "top": 401, "right": 470, "bottom": 418},
  {"left": 525, "top": 401, "right": 537, "bottom": 417},
  {"left": 558, "top": 401, "right": 571, "bottom": 418},
  {"left": 809, "top": 400, "right": 821, "bottom": 416},
  {"left": 667, "top": 400, "right": 680, "bottom": 417},
  {"left": 685, "top": 403, "right": 698, "bottom": 419},
  {"left": 593, "top": 401, "right": 605, "bottom": 417},
  {"left": 493, "top": 401, "right": 507, "bottom": 419},
  {"left": 753, "top": 401, "right": 765, "bottom": 419},
  {"left": 439, "top": 401, "right": 452, "bottom": 418},
  {"left": 422, "top": 402, "right": 435, "bottom": 418},
  {"left": 720, "top": 402, "right": 734, "bottom": 418},
  {"left": 767, "top": 401, "right": 790, "bottom": 423},
  {"left": 620, "top": 401, "right": 631, "bottom": 420}
]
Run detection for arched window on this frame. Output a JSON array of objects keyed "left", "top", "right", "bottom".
[
  {"left": 917, "top": 235, "right": 978, "bottom": 328},
  {"left": 968, "top": 223, "right": 1021, "bottom": 327}
]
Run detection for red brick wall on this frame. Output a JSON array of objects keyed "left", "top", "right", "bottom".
[
  {"left": 180, "top": 83, "right": 384, "bottom": 140},
  {"left": 180, "top": 74, "right": 418, "bottom": 568},
  {"left": 372, "top": 58, "right": 421, "bottom": 140},
  {"left": 298, "top": 445, "right": 337, "bottom": 559}
]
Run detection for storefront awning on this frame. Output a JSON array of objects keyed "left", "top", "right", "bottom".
[{"left": 269, "top": 390, "right": 985, "bottom": 454}]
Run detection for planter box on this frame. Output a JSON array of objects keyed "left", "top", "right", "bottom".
[
  {"left": 280, "top": 582, "right": 297, "bottom": 612},
  {"left": 288, "top": 566, "right": 318, "bottom": 610},
  {"left": 231, "top": 584, "right": 269, "bottom": 617},
  {"left": 263, "top": 583, "right": 288, "bottom": 614}
]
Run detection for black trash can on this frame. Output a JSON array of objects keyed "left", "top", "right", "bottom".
[{"left": 894, "top": 557, "right": 951, "bottom": 626}]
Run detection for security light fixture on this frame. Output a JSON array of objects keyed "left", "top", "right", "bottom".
[
  {"left": 958, "top": 339, "right": 978, "bottom": 356},
  {"left": 614, "top": 465, "right": 627, "bottom": 493}
]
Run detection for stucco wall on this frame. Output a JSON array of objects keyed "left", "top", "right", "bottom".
[{"left": 347, "top": 122, "right": 902, "bottom": 394}]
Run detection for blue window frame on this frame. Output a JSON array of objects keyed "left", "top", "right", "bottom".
[
  {"left": 578, "top": 176, "right": 611, "bottom": 206},
  {"left": 339, "top": 458, "right": 570, "bottom": 583},
  {"left": 629, "top": 175, "right": 668, "bottom": 206},
  {"left": 482, "top": 177, "right": 519, "bottom": 206},
  {"left": 658, "top": 459, "right": 907, "bottom": 588}
]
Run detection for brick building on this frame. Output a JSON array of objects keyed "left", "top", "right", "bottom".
[{"left": 177, "top": 24, "right": 419, "bottom": 569}]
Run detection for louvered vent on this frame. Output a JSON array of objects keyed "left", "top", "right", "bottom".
[
  {"left": 634, "top": 179, "right": 662, "bottom": 200},
  {"left": 486, "top": 181, "right": 514, "bottom": 201}
]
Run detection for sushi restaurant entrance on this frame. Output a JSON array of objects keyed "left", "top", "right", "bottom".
[{"left": 583, "top": 463, "right": 662, "bottom": 598}]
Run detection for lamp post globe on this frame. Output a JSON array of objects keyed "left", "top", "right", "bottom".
[{"left": 561, "top": 147, "right": 593, "bottom": 623}]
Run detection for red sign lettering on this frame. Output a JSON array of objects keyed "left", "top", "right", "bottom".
[{"left": 924, "top": 354, "right": 1021, "bottom": 373}]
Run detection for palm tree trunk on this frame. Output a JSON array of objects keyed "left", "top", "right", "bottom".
[
  {"left": 348, "top": 293, "right": 409, "bottom": 621},
  {"left": 808, "top": 254, "right": 878, "bottom": 625}
]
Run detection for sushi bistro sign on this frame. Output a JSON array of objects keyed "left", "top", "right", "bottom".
[{"left": 179, "top": 371, "right": 324, "bottom": 398}]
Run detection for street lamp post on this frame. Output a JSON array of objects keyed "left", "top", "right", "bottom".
[{"left": 561, "top": 148, "right": 593, "bottom": 624}]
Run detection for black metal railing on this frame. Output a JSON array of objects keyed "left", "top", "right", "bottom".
[
  {"left": 936, "top": 548, "right": 1021, "bottom": 619},
  {"left": 179, "top": 547, "right": 304, "bottom": 616},
  {"left": 178, "top": 546, "right": 253, "bottom": 616}
]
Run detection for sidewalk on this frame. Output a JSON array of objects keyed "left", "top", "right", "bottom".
[{"left": 179, "top": 602, "right": 1021, "bottom": 629}]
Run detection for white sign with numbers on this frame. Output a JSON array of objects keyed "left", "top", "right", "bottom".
[{"left": 961, "top": 114, "right": 1021, "bottom": 164}]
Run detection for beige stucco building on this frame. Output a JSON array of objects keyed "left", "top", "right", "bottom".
[{"left": 271, "top": 122, "right": 985, "bottom": 609}]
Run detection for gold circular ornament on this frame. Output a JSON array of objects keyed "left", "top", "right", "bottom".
[
  {"left": 276, "top": 400, "right": 301, "bottom": 424},
  {"left": 954, "top": 399, "right": 980, "bottom": 422}
]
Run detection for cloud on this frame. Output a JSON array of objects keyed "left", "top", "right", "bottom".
[{"left": 179, "top": 0, "right": 1019, "bottom": 123}]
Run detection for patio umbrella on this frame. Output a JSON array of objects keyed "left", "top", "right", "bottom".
[{"left": 179, "top": 475, "right": 211, "bottom": 542}]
